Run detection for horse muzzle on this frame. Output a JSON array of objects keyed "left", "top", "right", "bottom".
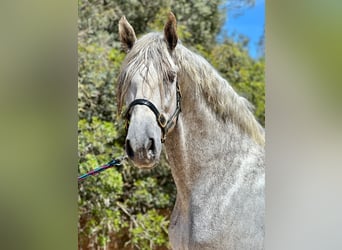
[
  {"left": 125, "top": 137, "right": 159, "bottom": 169},
  {"left": 124, "top": 108, "right": 162, "bottom": 169}
]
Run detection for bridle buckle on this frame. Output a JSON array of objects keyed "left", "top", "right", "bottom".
[{"left": 158, "top": 114, "right": 167, "bottom": 128}]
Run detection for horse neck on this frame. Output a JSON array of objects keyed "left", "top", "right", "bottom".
[
  {"left": 164, "top": 74, "right": 263, "bottom": 204},
  {"left": 165, "top": 77, "right": 260, "bottom": 200}
]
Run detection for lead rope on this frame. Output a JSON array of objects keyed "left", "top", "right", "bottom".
[{"left": 78, "top": 156, "right": 127, "bottom": 182}]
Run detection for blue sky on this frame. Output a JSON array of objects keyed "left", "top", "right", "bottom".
[{"left": 219, "top": 0, "right": 265, "bottom": 59}]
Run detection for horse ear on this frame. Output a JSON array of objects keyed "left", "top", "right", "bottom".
[
  {"left": 119, "top": 16, "right": 137, "bottom": 53},
  {"left": 164, "top": 12, "right": 178, "bottom": 51}
]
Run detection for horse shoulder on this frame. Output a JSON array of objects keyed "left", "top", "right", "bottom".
[{"left": 187, "top": 148, "right": 264, "bottom": 249}]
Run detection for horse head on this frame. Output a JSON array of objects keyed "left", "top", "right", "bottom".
[{"left": 117, "top": 13, "right": 180, "bottom": 169}]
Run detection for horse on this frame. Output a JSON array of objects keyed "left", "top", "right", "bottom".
[{"left": 117, "top": 12, "right": 265, "bottom": 250}]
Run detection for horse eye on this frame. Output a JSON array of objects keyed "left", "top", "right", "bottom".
[{"left": 167, "top": 72, "right": 176, "bottom": 83}]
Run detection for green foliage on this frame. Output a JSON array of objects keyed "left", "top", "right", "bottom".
[
  {"left": 78, "top": 0, "right": 264, "bottom": 249},
  {"left": 78, "top": 43, "right": 125, "bottom": 121},
  {"left": 130, "top": 210, "right": 169, "bottom": 250},
  {"left": 78, "top": 117, "right": 125, "bottom": 248},
  {"left": 78, "top": 116, "right": 174, "bottom": 249},
  {"left": 210, "top": 39, "right": 265, "bottom": 126},
  {"left": 170, "top": 0, "right": 225, "bottom": 48}
]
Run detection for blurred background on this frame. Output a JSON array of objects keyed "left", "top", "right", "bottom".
[{"left": 1, "top": 0, "right": 341, "bottom": 250}]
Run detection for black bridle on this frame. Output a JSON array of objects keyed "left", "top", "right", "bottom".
[{"left": 124, "top": 81, "right": 182, "bottom": 143}]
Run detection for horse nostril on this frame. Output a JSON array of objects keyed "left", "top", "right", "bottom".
[
  {"left": 126, "top": 139, "right": 134, "bottom": 159},
  {"left": 147, "top": 138, "right": 156, "bottom": 153}
]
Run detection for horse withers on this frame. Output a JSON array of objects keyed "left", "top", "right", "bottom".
[{"left": 117, "top": 12, "right": 265, "bottom": 250}]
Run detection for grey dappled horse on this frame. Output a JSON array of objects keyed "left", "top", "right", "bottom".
[{"left": 117, "top": 13, "right": 265, "bottom": 250}]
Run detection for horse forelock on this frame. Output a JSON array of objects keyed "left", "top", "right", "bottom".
[{"left": 117, "top": 32, "right": 265, "bottom": 145}]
